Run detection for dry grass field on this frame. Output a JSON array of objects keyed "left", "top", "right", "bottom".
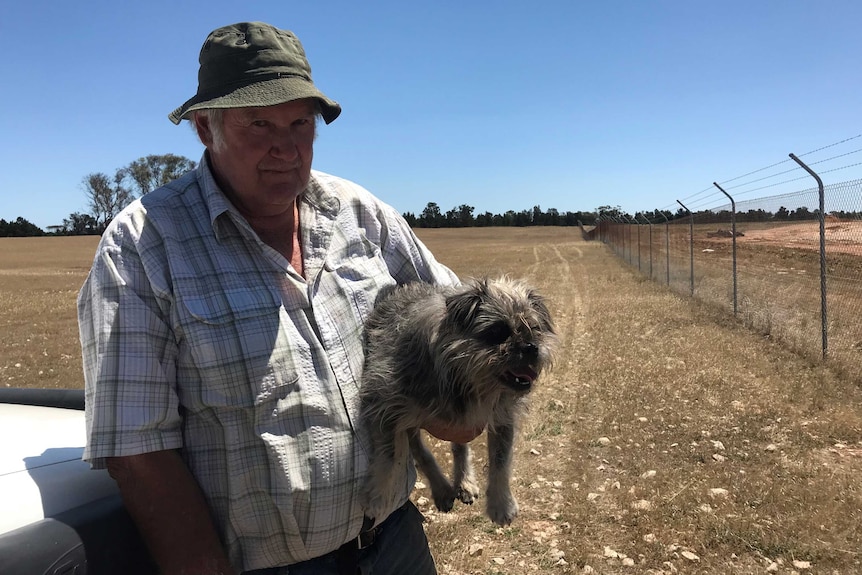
[
  {"left": 3, "top": 230, "right": 862, "bottom": 574},
  {"left": 0, "top": 236, "right": 99, "bottom": 390},
  {"left": 608, "top": 220, "right": 862, "bottom": 385}
]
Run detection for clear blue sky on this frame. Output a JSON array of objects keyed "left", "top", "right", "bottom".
[{"left": 2, "top": 1, "right": 861, "bottom": 230}]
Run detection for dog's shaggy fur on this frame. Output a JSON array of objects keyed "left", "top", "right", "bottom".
[{"left": 360, "top": 277, "right": 557, "bottom": 526}]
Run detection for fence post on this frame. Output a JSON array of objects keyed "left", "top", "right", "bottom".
[
  {"left": 623, "top": 215, "right": 636, "bottom": 267},
  {"left": 616, "top": 216, "right": 624, "bottom": 261},
  {"left": 713, "top": 182, "right": 738, "bottom": 316},
  {"left": 621, "top": 215, "right": 633, "bottom": 267},
  {"left": 677, "top": 200, "right": 694, "bottom": 297},
  {"left": 658, "top": 211, "right": 670, "bottom": 286},
  {"left": 616, "top": 217, "right": 623, "bottom": 256},
  {"left": 789, "top": 153, "right": 828, "bottom": 360},
  {"left": 622, "top": 215, "right": 631, "bottom": 265},
  {"left": 639, "top": 214, "right": 654, "bottom": 280}
]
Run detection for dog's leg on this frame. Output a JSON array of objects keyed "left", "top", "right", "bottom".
[
  {"left": 485, "top": 424, "right": 519, "bottom": 525},
  {"left": 451, "top": 442, "right": 480, "bottom": 505},
  {"left": 409, "top": 430, "right": 459, "bottom": 512},
  {"left": 362, "top": 417, "right": 404, "bottom": 523}
]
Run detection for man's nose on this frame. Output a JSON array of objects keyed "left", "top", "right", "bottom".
[{"left": 269, "top": 129, "right": 300, "bottom": 159}]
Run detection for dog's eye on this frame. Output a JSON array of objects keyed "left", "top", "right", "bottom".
[{"left": 482, "top": 322, "right": 511, "bottom": 345}]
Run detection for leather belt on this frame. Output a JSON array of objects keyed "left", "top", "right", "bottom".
[
  {"left": 356, "top": 525, "right": 380, "bottom": 549},
  {"left": 243, "top": 510, "right": 397, "bottom": 574},
  {"left": 334, "top": 517, "right": 382, "bottom": 574}
]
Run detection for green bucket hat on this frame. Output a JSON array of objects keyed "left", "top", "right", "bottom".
[{"left": 168, "top": 22, "right": 341, "bottom": 125}]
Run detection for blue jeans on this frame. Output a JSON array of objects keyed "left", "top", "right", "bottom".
[{"left": 243, "top": 502, "right": 437, "bottom": 575}]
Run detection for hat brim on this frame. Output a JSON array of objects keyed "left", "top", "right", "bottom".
[{"left": 169, "top": 76, "right": 341, "bottom": 125}]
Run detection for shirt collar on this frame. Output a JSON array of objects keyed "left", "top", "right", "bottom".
[
  {"left": 196, "top": 152, "right": 241, "bottom": 242},
  {"left": 301, "top": 171, "right": 341, "bottom": 217}
]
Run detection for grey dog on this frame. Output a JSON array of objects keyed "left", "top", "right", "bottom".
[{"left": 360, "top": 277, "right": 557, "bottom": 526}]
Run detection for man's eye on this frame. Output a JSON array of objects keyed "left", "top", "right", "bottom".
[{"left": 251, "top": 120, "right": 269, "bottom": 127}]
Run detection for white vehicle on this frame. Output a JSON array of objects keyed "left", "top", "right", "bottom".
[{"left": 0, "top": 389, "right": 155, "bottom": 574}]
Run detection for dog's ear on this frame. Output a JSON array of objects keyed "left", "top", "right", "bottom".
[
  {"left": 445, "top": 282, "right": 486, "bottom": 330},
  {"left": 527, "top": 289, "right": 556, "bottom": 334}
]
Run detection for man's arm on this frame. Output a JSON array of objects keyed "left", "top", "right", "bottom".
[{"left": 106, "top": 450, "right": 237, "bottom": 575}]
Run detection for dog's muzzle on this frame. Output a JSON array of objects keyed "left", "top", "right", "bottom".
[{"left": 502, "top": 366, "right": 538, "bottom": 392}]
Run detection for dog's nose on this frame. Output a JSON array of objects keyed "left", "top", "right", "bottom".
[{"left": 519, "top": 342, "right": 539, "bottom": 357}]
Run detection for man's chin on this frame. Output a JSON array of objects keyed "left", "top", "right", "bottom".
[{"left": 260, "top": 172, "right": 307, "bottom": 192}]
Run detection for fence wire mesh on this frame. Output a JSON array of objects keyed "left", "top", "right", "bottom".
[{"left": 592, "top": 178, "right": 862, "bottom": 385}]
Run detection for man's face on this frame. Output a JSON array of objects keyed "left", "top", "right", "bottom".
[{"left": 196, "top": 99, "right": 317, "bottom": 219}]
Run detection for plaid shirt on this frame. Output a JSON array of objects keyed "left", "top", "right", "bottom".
[{"left": 78, "top": 156, "right": 458, "bottom": 571}]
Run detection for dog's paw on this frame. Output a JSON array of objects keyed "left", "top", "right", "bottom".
[
  {"left": 456, "top": 478, "right": 481, "bottom": 505},
  {"left": 362, "top": 486, "right": 389, "bottom": 524},
  {"left": 430, "top": 483, "right": 460, "bottom": 513},
  {"left": 486, "top": 493, "right": 519, "bottom": 526}
]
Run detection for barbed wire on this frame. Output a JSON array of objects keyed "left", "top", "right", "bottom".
[
  {"left": 663, "top": 134, "right": 862, "bottom": 215},
  {"left": 733, "top": 160, "right": 862, "bottom": 199},
  {"left": 726, "top": 148, "right": 862, "bottom": 194},
  {"left": 713, "top": 134, "right": 862, "bottom": 188},
  {"left": 798, "top": 133, "right": 862, "bottom": 158}
]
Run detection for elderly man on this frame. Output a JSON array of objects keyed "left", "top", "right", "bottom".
[{"left": 78, "top": 21, "right": 475, "bottom": 575}]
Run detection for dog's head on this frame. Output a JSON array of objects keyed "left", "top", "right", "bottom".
[{"left": 442, "top": 277, "right": 557, "bottom": 394}]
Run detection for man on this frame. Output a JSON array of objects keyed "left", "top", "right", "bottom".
[{"left": 79, "top": 21, "right": 476, "bottom": 575}]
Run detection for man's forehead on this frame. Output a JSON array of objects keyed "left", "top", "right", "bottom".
[{"left": 234, "top": 99, "right": 317, "bottom": 118}]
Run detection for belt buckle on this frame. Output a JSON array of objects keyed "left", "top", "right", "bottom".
[{"left": 356, "top": 526, "right": 378, "bottom": 550}]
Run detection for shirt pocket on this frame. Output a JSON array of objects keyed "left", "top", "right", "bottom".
[
  {"left": 323, "top": 236, "right": 396, "bottom": 324},
  {"left": 177, "top": 284, "right": 288, "bottom": 409}
]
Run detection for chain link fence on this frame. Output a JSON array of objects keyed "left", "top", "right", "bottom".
[{"left": 588, "top": 178, "right": 862, "bottom": 385}]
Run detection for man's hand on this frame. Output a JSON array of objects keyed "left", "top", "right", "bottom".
[{"left": 422, "top": 419, "right": 485, "bottom": 444}]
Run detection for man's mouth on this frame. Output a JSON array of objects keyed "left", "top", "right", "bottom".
[{"left": 259, "top": 163, "right": 302, "bottom": 174}]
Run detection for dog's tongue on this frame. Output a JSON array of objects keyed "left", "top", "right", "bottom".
[{"left": 510, "top": 368, "right": 538, "bottom": 385}]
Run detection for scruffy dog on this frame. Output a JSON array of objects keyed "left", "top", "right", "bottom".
[{"left": 360, "top": 277, "right": 557, "bottom": 526}]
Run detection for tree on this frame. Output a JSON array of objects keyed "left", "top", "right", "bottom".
[
  {"left": 444, "top": 208, "right": 459, "bottom": 227},
  {"left": 596, "top": 205, "right": 623, "bottom": 219},
  {"left": 531, "top": 205, "right": 544, "bottom": 226},
  {"left": 514, "top": 210, "right": 531, "bottom": 227},
  {"left": 791, "top": 206, "right": 812, "bottom": 221},
  {"left": 457, "top": 204, "right": 475, "bottom": 227},
  {"left": 126, "top": 154, "right": 197, "bottom": 196},
  {"left": 62, "top": 212, "right": 99, "bottom": 235},
  {"left": 420, "top": 202, "right": 443, "bottom": 228},
  {"left": 82, "top": 171, "right": 133, "bottom": 231},
  {"left": 475, "top": 211, "right": 494, "bottom": 227},
  {"left": 0, "top": 217, "right": 44, "bottom": 237}
]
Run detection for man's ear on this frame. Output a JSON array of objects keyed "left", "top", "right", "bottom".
[{"left": 192, "top": 112, "right": 214, "bottom": 148}]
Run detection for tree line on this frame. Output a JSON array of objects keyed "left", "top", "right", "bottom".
[
  {"left": 403, "top": 202, "right": 595, "bottom": 228},
  {"left": 401, "top": 203, "right": 862, "bottom": 229},
  {"left": 0, "top": 154, "right": 197, "bottom": 237},
  {"left": 4, "top": 169, "right": 861, "bottom": 237}
]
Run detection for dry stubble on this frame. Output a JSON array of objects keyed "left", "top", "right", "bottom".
[
  {"left": 416, "top": 228, "right": 862, "bottom": 575},
  {"left": 3, "top": 230, "right": 862, "bottom": 573},
  {"left": 0, "top": 236, "right": 99, "bottom": 389}
]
